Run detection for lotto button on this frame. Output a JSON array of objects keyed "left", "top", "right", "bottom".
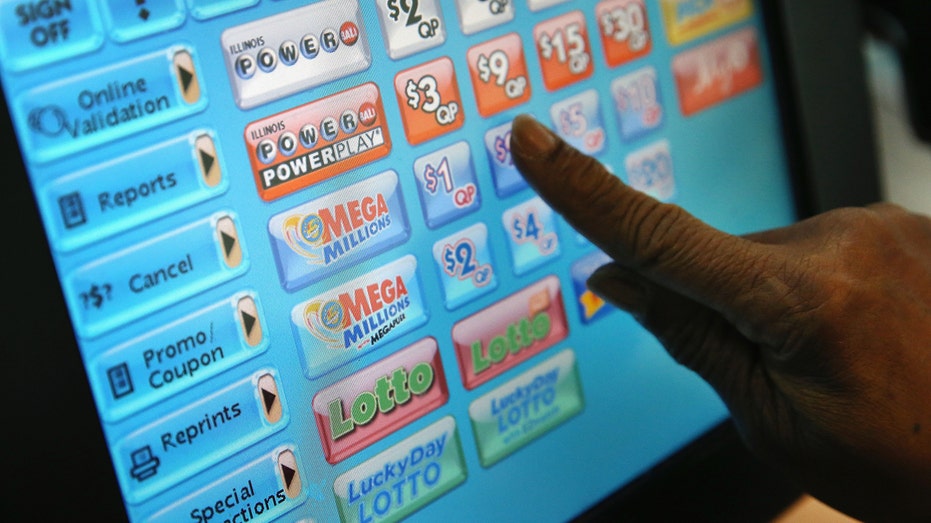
[
  {"left": 452, "top": 275, "right": 568, "bottom": 390},
  {"left": 333, "top": 416, "right": 467, "bottom": 523},
  {"left": 611, "top": 66, "right": 663, "bottom": 141},
  {"left": 454, "top": 0, "right": 514, "bottom": 35},
  {"left": 469, "top": 349, "right": 583, "bottom": 467},
  {"left": 467, "top": 33, "right": 531, "bottom": 117},
  {"left": 145, "top": 446, "right": 305, "bottom": 523},
  {"left": 312, "top": 337, "right": 449, "bottom": 464},
  {"left": 375, "top": 0, "right": 446, "bottom": 59},
  {"left": 0, "top": 0, "right": 103, "bottom": 72},
  {"left": 483, "top": 122, "right": 526, "bottom": 198},
  {"left": 413, "top": 141, "right": 481, "bottom": 229},
  {"left": 625, "top": 140, "right": 675, "bottom": 201},
  {"left": 112, "top": 370, "right": 289, "bottom": 503},
  {"left": 432, "top": 223, "right": 497, "bottom": 310},
  {"left": 660, "top": 0, "right": 752, "bottom": 46},
  {"left": 89, "top": 294, "right": 268, "bottom": 422},
  {"left": 101, "top": 0, "right": 184, "bottom": 42},
  {"left": 12, "top": 47, "right": 205, "bottom": 164},
  {"left": 596, "top": 0, "right": 652, "bottom": 67},
  {"left": 533, "top": 10, "right": 594, "bottom": 91},
  {"left": 63, "top": 212, "right": 248, "bottom": 339},
  {"left": 395, "top": 57, "right": 465, "bottom": 145},
  {"left": 187, "top": 0, "right": 257, "bottom": 20},
  {"left": 502, "top": 196, "right": 561, "bottom": 276},
  {"left": 221, "top": 0, "right": 371, "bottom": 109},
  {"left": 550, "top": 89, "right": 606, "bottom": 155},
  {"left": 40, "top": 131, "right": 227, "bottom": 253}
]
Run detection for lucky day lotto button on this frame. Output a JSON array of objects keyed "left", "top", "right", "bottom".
[
  {"left": 112, "top": 370, "right": 289, "bottom": 504},
  {"left": 11, "top": 46, "right": 205, "bottom": 164},
  {"left": 333, "top": 416, "right": 467, "bottom": 523},
  {"left": 63, "top": 212, "right": 248, "bottom": 339}
]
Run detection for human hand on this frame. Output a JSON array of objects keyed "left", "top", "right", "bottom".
[{"left": 509, "top": 114, "right": 931, "bottom": 522}]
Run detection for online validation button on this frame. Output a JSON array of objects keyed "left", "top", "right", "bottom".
[{"left": 12, "top": 46, "right": 205, "bottom": 164}]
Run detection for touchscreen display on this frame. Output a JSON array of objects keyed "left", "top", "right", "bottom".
[{"left": 1, "top": 0, "right": 797, "bottom": 520}]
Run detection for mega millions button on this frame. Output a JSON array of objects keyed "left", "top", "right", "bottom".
[
  {"left": 432, "top": 223, "right": 497, "bottom": 310},
  {"left": 394, "top": 57, "right": 465, "bottom": 145},
  {"left": 63, "top": 211, "right": 248, "bottom": 339},
  {"left": 469, "top": 349, "right": 583, "bottom": 467},
  {"left": 100, "top": 0, "right": 184, "bottom": 42},
  {"left": 11, "top": 46, "right": 205, "bottom": 165},
  {"left": 112, "top": 370, "right": 289, "bottom": 503},
  {"left": 221, "top": 0, "right": 371, "bottom": 109},
  {"left": 466, "top": 33, "right": 531, "bottom": 117},
  {"left": 333, "top": 416, "right": 467, "bottom": 523},
  {"left": 533, "top": 10, "right": 594, "bottom": 91},
  {"left": 483, "top": 122, "right": 527, "bottom": 198},
  {"left": 660, "top": 0, "right": 752, "bottom": 46},
  {"left": 0, "top": 0, "right": 103, "bottom": 72},
  {"left": 454, "top": 0, "right": 514, "bottom": 35},
  {"left": 375, "top": 0, "right": 446, "bottom": 59},
  {"left": 502, "top": 196, "right": 561, "bottom": 276},
  {"left": 412, "top": 141, "right": 481, "bottom": 229},
  {"left": 596, "top": 0, "right": 653, "bottom": 67}
]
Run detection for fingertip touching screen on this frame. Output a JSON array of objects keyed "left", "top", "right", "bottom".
[{"left": 0, "top": 0, "right": 797, "bottom": 521}]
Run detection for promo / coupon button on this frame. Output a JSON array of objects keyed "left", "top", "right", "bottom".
[
  {"left": 12, "top": 46, "right": 206, "bottom": 164},
  {"left": 112, "top": 370, "right": 289, "bottom": 504},
  {"left": 64, "top": 212, "right": 248, "bottom": 339}
]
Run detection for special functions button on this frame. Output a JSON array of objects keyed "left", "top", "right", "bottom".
[
  {"left": 291, "top": 255, "right": 428, "bottom": 380},
  {"left": 113, "top": 369, "right": 289, "bottom": 504},
  {"left": 145, "top": 446, "right": 305, "bottom": 523},
  {"left": 313, "top": 337, "right": 449, "bottom": 464},
  {"left": 0, "top": 0, "right": 104, "bottom": 72},
  {"left": 40, "top": 130, "right": 226, "bottom": 253},
  {"left": 244, "top": 82, "right": 391, "bottom": 202},
  {"left": 89, "top": 293, "right": 267, "bottom": 422},
  {"left": 333, "top": 416, "right": 467, "bottom": 523},
  {"left": 12, "top": 46, "right": 205, "bottom": 164},
  {"left": 220, "top": 0, "right": 371, "bottom": 109},
  {"left": 452, "top": 275, "right": 568, "bottom": 390},
  {"left": 268, "top": 170, "right": 410, "bottom": 292},
  {"left": 469, "top": 349, "right": 583, "bottom": 467},
  {"left": 63, "top": 211, "right": 248, "bottom": 339}
]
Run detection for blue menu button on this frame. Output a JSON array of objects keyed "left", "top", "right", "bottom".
[{"left": 0, "top": 0, "right": 104, "bottom": 72}]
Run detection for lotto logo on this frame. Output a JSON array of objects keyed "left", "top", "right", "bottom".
[
  {"left": 221, "top": 0, "right": 372, "bottom": 109},
  {"left": 244, "top": 83, "right": 391, "bottom": 201}
]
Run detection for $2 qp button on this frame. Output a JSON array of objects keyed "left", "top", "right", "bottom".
[{"left": 395, "top": 57, "right": 465, "bottom": 145}]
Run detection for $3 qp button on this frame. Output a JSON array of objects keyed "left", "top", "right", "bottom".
[{"left": 394, "top": 57, "right": 465, "bottom": 145}]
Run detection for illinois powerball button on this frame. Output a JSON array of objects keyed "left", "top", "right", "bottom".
[
  {"left": 533, "top": 10, "right": 593, "bottom": 91},
  {"left": 467, "top": 33, "right": 531, "bottom": 117},
  {"left": 596, "top": 0, "right": 652, "bottom": 67},
  {"left": 413, "top": 141, "right": 481, "bottom": 229},
  {"left": 611, "top": 66, "right": 663, "bottom": 141},
  {"left": 502, "top": 196, "right": 560, "bottom": 276},
  {"left": 432, "top": 223, "right": 497, "bottom": 310},
  {"left": 550, "top": 89, "right": 606, "bottom": 155},
  {"left": 570, "top": 250, "right": 613, "bottom": 324},
  {"left": 483, "top": 122, "right": 527, "bottom": 198},
  {"left": 376, "top": 0, "right": 446, "bottom": 59},
  {"left": 395, "top": 57, "right": 465, "bottom": 145},
  {"left": 455, "top": 0, "right": 514, "bottom": 35},
  {"left": 625, "top": 140, "right": 675, "bottom": 201}
]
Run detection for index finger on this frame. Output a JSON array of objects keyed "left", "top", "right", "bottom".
[{"left": 509, "top": 114, "right": 789, "bottom": 325}]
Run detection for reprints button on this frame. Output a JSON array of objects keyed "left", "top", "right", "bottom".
[
  {"left": 40, "top": 131, "right": 227, "bottom": 253},
  {"left": 63, "top": 211, "right": 248, "bottom": 339},
  {"left": 313, "top": 337, "right": 449, "bottom": 464},
  {"left": 11, "top": 46, "right": 205, "bottom": 164},
  {"left": 469, "top": 349, "right": 583, "bottom": 467},
  {"left": 220, "top": 0, "right": 371, "bottom": 109},
  {"left": 113, "top": 370, "right": 289, "bottom": 504},
  {"left": 0, "top": 0, "right": 104, "bottom": 72},
  {"left": 333, "top": 416, "right": 467, "bottom": 523},
  {"left": 145, "top": 446, "right": 306, "bottom": 523},
  {"left": 268, "top": 170, "right": 410, "bottom": 292},
  {"left": 89, "top": 293, "right": 268, "bottom": 422},
  {"left": 244, "top": 82, "right": 391, "bottom": 201},
  {"left": 452, "top": 275, "right": 568, "bottom": 390},
  {"left": 291, "top": 255, "right": 428, "bottom": 380}
]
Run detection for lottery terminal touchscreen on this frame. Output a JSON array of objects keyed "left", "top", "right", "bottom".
[{"left": 0, "top": 0, "right": 798, "bottom": 521}]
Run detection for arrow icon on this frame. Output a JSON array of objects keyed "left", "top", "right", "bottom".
[
  {"left": 215, "top": 216, "right": 242, "bottom": 269},
  {"left": 277, "top": 449, "right": 301, "bottom": 499},
  {"left": 236, "top": 296, "right": 263, "bottom": 347},
  {"left": 261, "top": 388, "right": 278, "bottom": 415},
  {"left": 173, "top": 50, "right": 201, "bottom": 104},
  {"left": 194, "top": 134, "right": 222, "bottom": 188},
  {"left": 257, "top": 374, "right": 282, "bottom": 424},
  {"left": 281, "top": 464, "right": 296, "bottom": 490}
]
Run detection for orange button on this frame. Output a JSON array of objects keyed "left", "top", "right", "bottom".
[
  {"left": 533, "top": 11, "right": 594, "bottom": 91},
  {"left": 394, "top": 57, "right": 465, "bottom": 145},
  {"left": 596, "top": 0, "right": 653, "bottom": 67},
  {"left": 466, "top": 33, "right": 532, "bottom": 117}
]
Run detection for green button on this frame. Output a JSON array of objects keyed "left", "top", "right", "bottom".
[{"left": 468, "top": 349, "right": 584, "bottom": 467}]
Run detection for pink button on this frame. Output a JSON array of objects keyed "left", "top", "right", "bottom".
[
  {"left": 452, "top": 276, "right": 569, "bottom": 390},
  {"left": 312, "top": 337, "right": 449, "bottom": 464}
]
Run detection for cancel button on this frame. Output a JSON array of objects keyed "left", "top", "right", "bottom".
[{"left": 130, "top": 253, "right": 193, "bottom": 293}]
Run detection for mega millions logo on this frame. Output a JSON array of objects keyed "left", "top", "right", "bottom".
[
  {"left": 303, "top": 274, "right": 412, "bottom": 351},
  {"left": 282, "top": 193, "right": 392, "bottom": 266}
]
